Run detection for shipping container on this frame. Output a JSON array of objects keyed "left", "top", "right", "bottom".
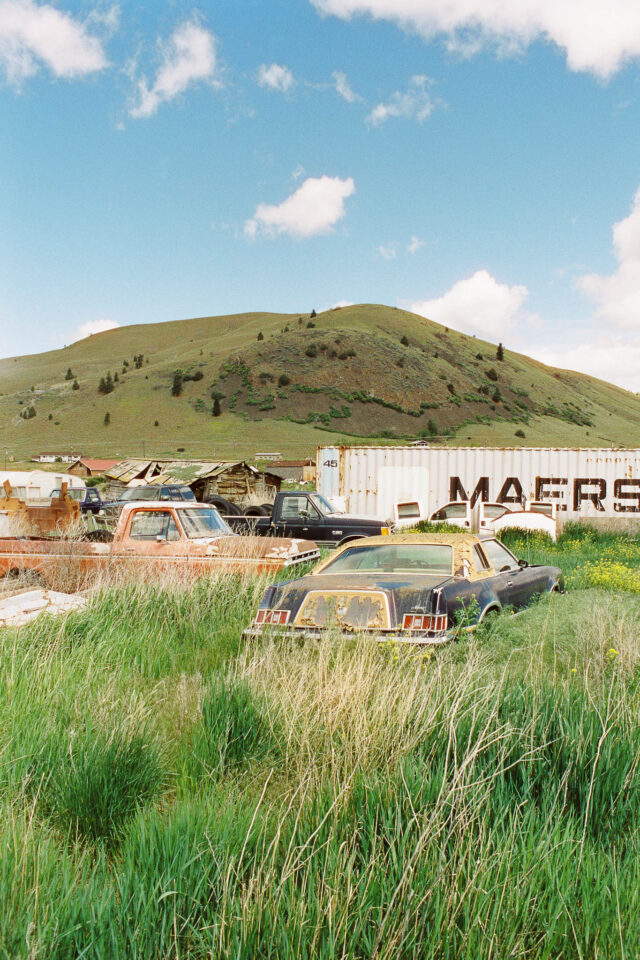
[{"left": 317, "top": 446, "right": 640, "bottom": 522}]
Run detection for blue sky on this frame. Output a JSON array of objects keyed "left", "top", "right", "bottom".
[{"left": 3, "top": 0, "right": 640, "bottom": 389}]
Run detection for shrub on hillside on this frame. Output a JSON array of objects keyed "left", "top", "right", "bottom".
[
  {"left": 171, "top": 371, "right": 183, "bottom": 396},
  {"left": 485, "top": 368, "right": 498, "bottom": 381}
]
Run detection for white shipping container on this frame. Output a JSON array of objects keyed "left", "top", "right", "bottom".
[{"left": 317, "top": 446, "right": 640, "bottom": 522}]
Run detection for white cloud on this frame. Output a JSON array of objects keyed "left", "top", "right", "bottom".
[
  {"left": 578, "top": 187, "right": 640, "bottom": 330},
  {"left": 257, "top": 62, "right": 294, "bottom": 92},
  {"left": 408, "top": 235, "right": 424, "bottom": 254},
  {"left": 0, "top": 0, "right": 109, "bottom": 83},
  {"left": 332, "top": 69, "right": 361, "bottom": 102},
  {"left": 311, "top": 0, "right": 640, "bottom": 77},
  {"left": 528, "top": 337, "right": 640, "bottom": 392},
  {"left": 377, "top": 244, "right": 396, "bottom": 259},
  {"left": 366, "top": 74, "right": 436, "bottom": 126},
  {"left": 245, "top": 175, "right": 355, "bottom": 239},
  {"left": 72, "top": 318, "right": 120, "bottom": 342},
  {"left": 129, "top": 19, "right": 218, "bottom": 119},
  {"left": 331, "top": 299, "right": 355, "bottom": 308},
  {"left": 409, "top": 269, "right": 528, "bottom": 339}
]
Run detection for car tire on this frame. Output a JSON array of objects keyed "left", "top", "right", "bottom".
[
  {"left": 84, "top": 529, "right": 114, "bottom": 543},
  {"left": 244, "top": 505, "right": 269, "bottom": 517},
  {"left": 205, "top": 496, "right": 242, "bottom": 516}
]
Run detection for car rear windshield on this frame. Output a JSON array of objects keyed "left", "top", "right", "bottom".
[
  {"left": 319, "top": 543, "right": 453, "bottom": 575},
  {"left": 118, "top": 488, "right": 158, "bottom": 501},
  {"left": 178, "top": 507, "right": 232, "bottom": 538}
]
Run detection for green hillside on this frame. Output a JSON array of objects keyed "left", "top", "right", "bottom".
[{"left": 2, "top": 304, "right": 640, "bottom": 461}]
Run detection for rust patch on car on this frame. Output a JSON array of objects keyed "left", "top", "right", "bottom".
[{"left": 296, "top": 590, "right": 389, "bottom": 630}]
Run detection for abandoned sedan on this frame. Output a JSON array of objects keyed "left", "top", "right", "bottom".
[{"left": 245, "top": 533, "right": 563, "bottom": 645}]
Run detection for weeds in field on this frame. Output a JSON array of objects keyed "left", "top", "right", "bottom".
[
  {"left": 32, "top": 727, "right": 166, "bottom": 846},
  {"left": 3, "top": 532, "right": 640, "bottom": 957}
]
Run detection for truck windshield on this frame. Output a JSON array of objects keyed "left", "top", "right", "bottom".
[
  {"left": 178, "top": 508, "right": 233, "bottom": 538},
  {"left": 318, "top": 543, "right": 453, "bottom": 575},
  {"left": 310, "top": 494, "right": 341, "bottom": 515},
  {"left": 52, "top": 488, "right": 84, "bottom": 500}
]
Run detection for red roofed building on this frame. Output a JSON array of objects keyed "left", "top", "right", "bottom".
[{"left": 68, "top": 458, "right": 121, "bottom": 478}]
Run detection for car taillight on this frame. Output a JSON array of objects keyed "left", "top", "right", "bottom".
[
  {"left": 255, "top": 609, "right": 290, "bottom": 626},
  {"left": 402, "top": 613, "right": 448, "bottom": 633}
]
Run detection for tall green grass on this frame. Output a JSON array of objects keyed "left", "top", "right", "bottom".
[{"left": 2, "top": 546, "right": 640, "bottom": 958}]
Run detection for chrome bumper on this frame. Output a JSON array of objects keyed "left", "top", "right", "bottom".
[
  {"left": 243, "top": 625, "right": 453, "bottom": 646},
  {"left": 283, "top": 550, "right": 321, "bottom": 566}
]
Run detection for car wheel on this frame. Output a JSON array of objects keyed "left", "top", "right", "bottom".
[
  {"left": 205, "top": 496, "right": 242, "bottom": 516},
  {"left": 244, "top": 505, "right": 269, "bottom": 517},
  {"left": 2, "top": 568, "right": 48, "bottom": 588},
  {"left": 85, "top": 529, "right": 114, "bottom": 543}
]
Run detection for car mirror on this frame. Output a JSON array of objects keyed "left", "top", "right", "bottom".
[
  {"left": 518, "top": 558, "right": 529, "bottom": 568},
  {"left": 156, "top": 534, "right": 167, "bottom": 543}
]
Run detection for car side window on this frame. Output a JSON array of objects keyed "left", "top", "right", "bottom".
[
  {"left": 482, "top": 504, "right": 508, "bottom": 519},
  {"left": 481, "top": 539, "right": 520, "bottom": 572},
  {"left": 474, "top": 545, "right": 491, "bottom": 570},
  {"left": 432, "top": 502, "right": 467, "bottom": 520},
  {"left": 129, "top": 510, "right": 181, "bottom": 541}
]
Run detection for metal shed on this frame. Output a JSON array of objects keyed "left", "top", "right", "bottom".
[{"left": 103, "top": 459, "right": 281, "bottom": 504}]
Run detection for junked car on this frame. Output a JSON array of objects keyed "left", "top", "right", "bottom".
[
  {"left": 245, "top": 533, "right": 563, "bottom": 645},
  {"left": 0, "top": 501, "right": 320, "bottom": 591},
  {"left": 429, "top": 500, "right": 558, "bottom": 540}
]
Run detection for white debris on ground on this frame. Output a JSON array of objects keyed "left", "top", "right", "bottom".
[{"left": 0, "top": 589, "right": 87, "bottom": 627}]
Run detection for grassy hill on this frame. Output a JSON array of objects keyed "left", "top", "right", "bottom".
[{"left": 2, "top": 303, "right": 640, "bottom": 461}]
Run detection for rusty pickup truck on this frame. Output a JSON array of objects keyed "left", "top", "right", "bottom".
[{"left": 0, "top": 501, "right": 320, "bottom": 590}]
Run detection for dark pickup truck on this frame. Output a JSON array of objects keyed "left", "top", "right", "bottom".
[
  {"left": 50, "top": 486, "right": 104, "bottom": 515},
  {"left": 225, "top": 491, "right": 392, "bottom": 546}
]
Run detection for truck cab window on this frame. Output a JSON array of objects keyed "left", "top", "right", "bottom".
[
  {"left": 129, "top": 511, "right": 181, "bottom": 541},
  {"left": 281, "top": 497, "right": 320, "bottom": 521}
]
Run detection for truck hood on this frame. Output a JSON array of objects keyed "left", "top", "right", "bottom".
[{"left": 325, "top": 512, "right": 390, "bottom": 525}]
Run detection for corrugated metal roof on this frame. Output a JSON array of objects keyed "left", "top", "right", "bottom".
[
  {"left": 148, "top": 461, "right": 253, "bottom": 484},
  {"left": 103, "top": 459, "right": 273, "bottom": 486},
  {"left": 103, "top": 459, "right": 156, "bottom": 482}
]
